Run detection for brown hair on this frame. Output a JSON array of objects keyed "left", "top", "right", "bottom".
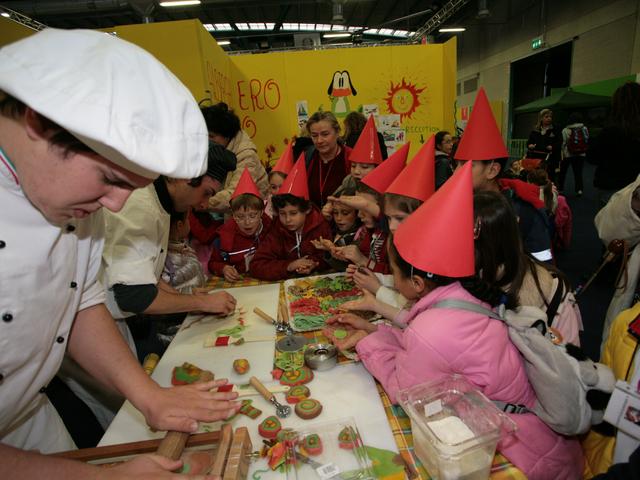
[
  {"left": 526, "top": 168, "right": 554, "bottom": 213},
  {"left": 268, "top": 170, "right": 287, "bottom": 182},
  {"left": 611, "top": 82, "right": 640, "bottom": 140},
  {"left": 306, "top": 111, "right": 341, "bottom": 135},
  {"left": 356, "top": 180, "right": 383, "bottom": 205},
  {"left": 342, "top": 111, "right": 366, "bottom": 141},
  {"left": 384, "top": 192, "right": 423, "bottom": 215},
  {"left": 230, "top": 193, "right": 264, "bottom": 212}
]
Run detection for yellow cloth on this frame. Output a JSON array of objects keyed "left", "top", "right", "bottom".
[{"left": 582, "top": 302, "right": 640, "bottom": 478}]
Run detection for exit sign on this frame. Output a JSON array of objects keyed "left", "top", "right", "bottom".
[{"left": 531, "top": 35, "right": 545, "bottom": 50}]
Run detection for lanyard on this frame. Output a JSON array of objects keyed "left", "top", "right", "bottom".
[{"left": 313, "top": 147, "right": 341, "bottom": 204}]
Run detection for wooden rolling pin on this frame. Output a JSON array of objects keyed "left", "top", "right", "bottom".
[
  {"left": 155, "top": 369, "right": 214, "bottom": 460},
  {"left": 253, "top": 307, "right": 276, "bottom": 325}
]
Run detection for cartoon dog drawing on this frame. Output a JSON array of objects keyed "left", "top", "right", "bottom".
[{"left": 327, "top": 71, "right": 357, "bottom": 116}]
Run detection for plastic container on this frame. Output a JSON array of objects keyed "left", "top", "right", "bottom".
[
  {"left": 283, "top": 417, "right": 374, "bottom": 480},
  {"left": 398, "top": 375, "right": 517, "bottom": 480}
]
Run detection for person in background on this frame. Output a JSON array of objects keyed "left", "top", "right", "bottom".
[
  {"left": 342, "top": 111, "right": 388, "bottom": 159},
  {"left": 560, "top": 112, "right": 589, "bottom": 196},
  {"left": 591, "top": 82, "right": 640, "bottom": 206},
  {"left": 0, "top": 28, "right": 239, "bottom": 477},
  {"left": 305, "top": 111, "right": 351, "bottom": 208},
  {"left": 434, "top": 130, "right": 454, "bottom": 189},
  {"left": 266, "top": 142, "right": 295, "bottom": 218},
  {"left": 528, "top": 108, "right": 562, "bottom": 183},
  {"left": 208, "top": 168, "right": 271, "bottom": 282},
  {"left": 202, "top": 102, "right": 269, "bottom": 213},
  {"left": 251, "top": 157, "right": 331, "bottom": 280}
]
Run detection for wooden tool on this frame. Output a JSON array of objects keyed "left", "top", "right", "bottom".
[
  {"left": 250, "top": 376, "right": 291, "bottom": 418},
  {"left": 577, "top": 239, "right": 627, "bottom": 296},
  {"left": 156, "top": 369, "right": 214, "bottom": 460},
  {"left": 253, "top": 307, "right": 276, "bottom": 325}
]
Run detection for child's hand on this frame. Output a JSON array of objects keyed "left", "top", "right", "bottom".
[
  {"left": 323, "top": 323, "right": 369, "bottom": 351},
  {"left": 311, "top": 237, "right": 334, "bottom": 251},
  {"left": 222, "top": 265, "right": 242, "bottom": 282},
  {"left": 333, "top": 245, "right": 367, "bottom": 266},
  {"left": 287, "top": 256, "right": 318, "bottom": 274},
  {"left": 352, "top": 267, "right": 382, "bottom": 294},
  {"left": 326, "top": 312, "right": 378, "bottom": 334},
  {"left": 321, "top": 200, "right": 334, "bottom": 221},
  {"left": 296, "top": 261, "right": 318, "bottom": 275},
  {"left": 341, "top": 288, "right": 378, "bottom": 312},
  {"left": 330, "top": 195, "right": 380, "bottom": 217}
]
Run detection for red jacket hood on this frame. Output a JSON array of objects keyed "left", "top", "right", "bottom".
[{"left": 498, "top": 178, "right": 545, "bottom": 210}]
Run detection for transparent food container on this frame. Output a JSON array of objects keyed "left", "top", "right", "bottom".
[
  {"left": 283, "top": 417, "right": 374, "bottom": 480},
  {"left": 398, "top": 375, "right": 517, "bottom": 480}
]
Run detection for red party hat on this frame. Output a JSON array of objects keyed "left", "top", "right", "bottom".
[
  {"left": 350, "top": 115, "right": 383, "bottom": 165},
  {"left": 393, "top": 160, "right": 474, "bottom": 277},
  {"left": 230, "top": 167, "right": 262, "bottom": 201},
  {"left": 272, "top": 142, "right": 295, "bottom": 175},
  {"left": 361, "top": 142, "right": 409, "bottom": 193},
  {"left": 454, "top": 88, "right": 508, "bottom": 161},
  {"left": 277, "top": 155, "right": 309, "bottom": 200},
  {"left": 386, "top": 136, "right": 435, "bottom": 202}
]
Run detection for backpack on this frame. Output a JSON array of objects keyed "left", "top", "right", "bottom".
[
  {"left": 567, "top": 126, "right": 588, "bottom": 155},
  {"left": 432, "top": 299, "right": 615, "bottom": 436}
]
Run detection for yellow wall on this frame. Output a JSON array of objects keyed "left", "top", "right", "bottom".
[
  {"left": 0, "top": 17, "right": 35, "bottom": 47},
  {"left": 456, "top": 99, "right": 504, "bottom": 135}
]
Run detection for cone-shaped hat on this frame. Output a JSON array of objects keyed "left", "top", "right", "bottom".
[
  {"left": 386, "top": 136, "right": 435, "bottom": 202},
  {"left": 277, "top": 155, "right": 309, "bottom": 200},
  {"left": 393, "top": 161, "right": 474, "bottom": 277},
  {"left": 454, "top": 88, "right": 508, "bottom": 161},
  {"left": 272, "top": 142, "right": 295, "bottom": 174},
  {"left": 361, "top": 142, "right": 409, "bottom": 193},
  {"left": 350, "top": 115, "right": 383, "bottom": 165},
  {"left": 230, "top": 167, "right": 262, "bottom": 201}
]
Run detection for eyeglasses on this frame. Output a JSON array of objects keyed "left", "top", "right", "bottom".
[{"left": 233, "top": 212, "right": 261, "bottom": 223}]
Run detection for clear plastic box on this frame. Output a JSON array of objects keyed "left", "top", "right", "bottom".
[
  {"left": 398, "top": 375, "right": 517, "bottom": 480},
  {"left": 283, "top": 417, "right": 375, "bottom": 480}
]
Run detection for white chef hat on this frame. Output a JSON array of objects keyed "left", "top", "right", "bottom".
[{"left": 0, "top": 28, "right": 208, "bottom": 180}]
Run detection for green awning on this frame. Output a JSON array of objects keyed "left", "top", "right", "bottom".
[{"left": 514, "top": 88, "right": 611, "bottom": 113}]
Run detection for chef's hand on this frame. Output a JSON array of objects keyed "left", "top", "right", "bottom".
[
  {"left": 351, "top": 267, "right": 381, "bottom": 294},
  {"left": 102, "top": 454, "right": 219, "bottom": 479},
  {"left": 222, "top": 265, "right": 242, "bottom": 283},
  {"left": 321, "top": 200, "right": 334, "bottom": 221},
  {"left": 139, "top": 379, "right": 240, "bottom": 434},
  {"left": 197, "top": 291, "right": 236, "bottom": 315}
]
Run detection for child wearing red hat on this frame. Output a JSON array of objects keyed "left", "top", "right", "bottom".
[
  {"left": 455, "top": 88, "right": 553, "bottom": 262},
  {"left": 208, "top": 168, "right": 272, "bottom": 282},
  {"left": 265, "top": 144, "right": 295, "bottom": 218},
  {"left": 326, "top": 162, "right": 584, "bottom": 480},
  {"left": 250, "top": 157, "right": 332, "bottom": 280}
]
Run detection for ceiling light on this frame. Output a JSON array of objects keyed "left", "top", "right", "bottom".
[
  {"left": 439, "top": 27, "right": 466, "bottom": 32},
  {"left": 1, "top": 12, "right": 10, "bottom": 17},
  {"left": 159, "top": 0, "right": 200, "bottom": 6},
  {"left": 323, "top": 32, "right": 351, "bottom": 38},
  {"left": 217, "top": 40, "right": 230, "bottom": 46}
]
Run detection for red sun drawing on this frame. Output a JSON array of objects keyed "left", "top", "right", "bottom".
[{"left": 384, "top": 78, "right": 426, "bottom": 120}]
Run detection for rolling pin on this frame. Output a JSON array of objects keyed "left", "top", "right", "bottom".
[{"left": 253, "top": 307, "right": 276, "bottom": 325}]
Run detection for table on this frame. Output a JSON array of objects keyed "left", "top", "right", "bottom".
[{"left": 100, "top": 275, "right": 526, "bottom": 479}]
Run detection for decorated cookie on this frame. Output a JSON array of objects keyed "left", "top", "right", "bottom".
[
  {"left": 286, "top": 385, "right": 311, "bottom": 404},
  {"left": 280, "top": 366, "right": 314, "bottom": 386},
  {"left": 338, "top": 426, "right": 356, "bottom": 450},
  {"left": 239, "top": 399, "right": 261, "bottom": 419},
  {"left": 266, "top": 442, "right": 286, "bottom": 470},
  {"left": 233, "top": 358, "right": 250, "bottom": 375},
  {"left": 322, "top": 324, "right": 360, "bottom": 345},
  {"left": 276, "top": 427, "right": 298, "bottom": 445},
  {"left": 301, "top": 433, "right": 323, "bottom": 456},
  {"left": 258, "top": 416, "right": 282, "bottom": 439},
  {"left": 171, "top": 362, "right": 213, "bottom": 386},
  {"left": 294, "top": 398, "right": 323, "bottom": 420}
]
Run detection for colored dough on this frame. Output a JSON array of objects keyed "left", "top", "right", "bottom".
[
  {"left": 294, "top": 398, "right": 323, "bottom": 420},
  {"left": 239, "top": 399, "right": 262, "bottom": 419},
  {"left": 258, "top": 416, "right": 282, "bottom": 439},
  {"left": 301, "top": 433, "right": 323, "bottom": 456},
  {"left": 276, "top": 428, "right": 297, "bottom": 444},
  {"left": 338, "top": 426, "right": 356, "bottom": 450},
  {"left": 233, "top": 358, "right": 250, "bottom": 374},
  {"left": 286, "top": 385, "right": 310, "bottom": 404},
  {"left": 279, "top": 366, "right": 314, "bottom": 386},
  {"left": 171, "top": 362, "right": 213, "bottom": 385}
]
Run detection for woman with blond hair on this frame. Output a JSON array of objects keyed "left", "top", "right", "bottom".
[{"left": 528, "top": 108, "right": 562, "bottom": 182}]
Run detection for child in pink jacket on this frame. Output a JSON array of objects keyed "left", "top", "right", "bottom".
[{"left": 327, "top": 163, "right": 583, "bottom": 480}]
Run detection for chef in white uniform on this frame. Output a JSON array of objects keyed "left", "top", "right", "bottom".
[{"left": 0, "top": 29, "right": 240, "bottom": 478}]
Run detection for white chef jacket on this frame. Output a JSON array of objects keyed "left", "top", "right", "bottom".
[
  {"left": 0, "top": 149, "right": 106, "bottom": 453},
  {"left": 101, "top": 183, "right": 170, "bottom": 319}
]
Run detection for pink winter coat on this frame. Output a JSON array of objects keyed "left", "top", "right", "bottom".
[{"left": 356, "top": 282, "right": 584, "bottom": 480}]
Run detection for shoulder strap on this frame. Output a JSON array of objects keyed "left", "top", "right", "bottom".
[
  {"left": 431, "top": 299, "right": 502, "bottom": 321},
  {"left": 545, "top": 277, "right": 564, "bottom": 327}
]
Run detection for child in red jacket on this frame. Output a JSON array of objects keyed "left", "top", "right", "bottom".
[
  {"left": 208, "top": 169, "right": 271, "bottom": 282},
  {"left": 250, "top": 156, "right": 332, "bottom": 280}
]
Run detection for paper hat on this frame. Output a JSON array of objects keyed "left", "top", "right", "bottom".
[
  {"left": 277, "top": 155, "right": 309, "bottom": 200},
  {"left": 386, "top": 137, "right": 435, "bottom": 202},
  {"left": 361, "top": 142, "right": 409, "bottom": 193},
  {"left": 0, "top": 29, "right": 208, "bottom": 180},
  {"left": 350, "top": 115, "right": 383, "bottom": 165},
  {"left": 272, "top": 142, "right": 295, "bottom": 175},
  {"left": 393, "top": 161, "right": 474, "bottom": 278},
  {"left": 230, "top": 167, "right": 262, "bottom": 201},
  {"left": 454, "top": 88, "right": 509, "bottom": 162}
]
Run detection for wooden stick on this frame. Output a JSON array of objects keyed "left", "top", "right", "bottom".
[
  {"left": 253, "top": 307, "right": 276, "bottom": 324},
  {"left": 249, "top": 376, "right": 273, "bottom": 402},
  {"left": 52, "top": 431, "right": 221, "bottom": 462},
  {"left": 223, "top": 427, "right": 252, "bottom": 480},
  {"left": 210, "top": 423, "right": 233, "bottom": 477},
  {"left": 156, "top": 370, "right": 213, "bottom": 460}
]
